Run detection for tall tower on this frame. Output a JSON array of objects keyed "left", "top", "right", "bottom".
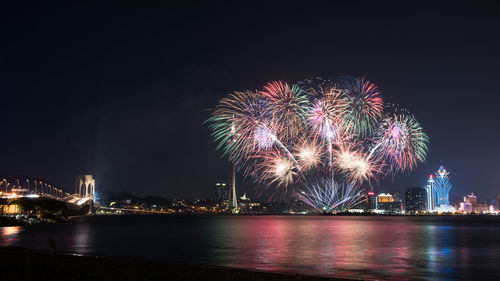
[
  {"left": 229, "top": 117, "right": 238, "bottom": 212},
  {"left": 434, "top": 166, "right": 452, "bottom": 206},
  {"left": 425, "top": 174, "right": 436, "bottom": 211},
  {"left": 230, "top": 163, "right": 237, "bottom": 211}
]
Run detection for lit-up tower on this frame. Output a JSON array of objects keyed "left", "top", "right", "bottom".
[
  {"left": 229, "top": 119, "right": 238, "bottom": 212},
  {"left": 425, "top": 174, "right": 436, "bottom": 211},
  {"left": 434, "top": 166, "right": 452, "bottom": 206},
  {"left": 229, "top": 163, "right": 238, "bottom": 211}
]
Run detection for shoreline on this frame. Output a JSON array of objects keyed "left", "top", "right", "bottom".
[
  {"left": 0, "top": 247, "right": 354, "bottom": 281},
  {"left": 3, "top": 212, "right": 499, "bottom": 227}
]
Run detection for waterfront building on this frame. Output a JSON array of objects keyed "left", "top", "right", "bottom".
[
  {"left": 391, "top": 190, "right": 402, "bottom": 202},
  {"left": 378, "top": 201, "right": 403, "bottom": 214},
  {"left": 459, "top": 201, "right": 473, "bottom": 213},
  {"left": 1, "top": 203, "right": 21, "bottom": 215},
  {"left": 366, "top": 191, "right": 377, "bottom": 210},
  {"left": 240, "top": 193, "right": 250, "bottom": 202},
  {"left": 466, "top": 193, "right": 477, "bottom": 205},
  {"left": 377, "top": 193, "right": 394, "bottom": 203},
  {"left": 454, "top": 193, "right": 498, "bottom": 214},
  {"left": 425, "top": 175, "right": 436, "bottom": 211},
  {"left": 405, "top": 187, "right": 426, "bottom": 213},
  {"left": 434, "top": 166, "right": 452, "bottom": 207},
  {"left": 459, "top": 192, "right": 491, "bottom": 213},
  {"left": 213, "top": 182, "right": 229, "bottom": 201}
]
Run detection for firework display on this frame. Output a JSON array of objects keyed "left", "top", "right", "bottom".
[{"left": 208, "top": 76, "right": 429, "bottom": 212}]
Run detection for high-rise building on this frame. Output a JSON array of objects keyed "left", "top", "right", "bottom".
[
  {"left": 366, "top": 191, "right": 377, "bottom": 210},
  {"left": 213, "top": 182, "right": 229, "bottom": 201},
  {"left": 405, "top": 187, "right": 426, "bottom": 213},
  {"left": 434, "top": 166, "right": 452, "bottom": 207},
  {"left": 425, "top": 175, "right": 436, "bottom": 211},
  {"left": 391, "top": 190, "right": 402, "bottom": 202}
]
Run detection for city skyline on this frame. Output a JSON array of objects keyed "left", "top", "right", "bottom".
[
  {"left": 1, "top": 2, "right": 499, "bottom": 200},
  {"left": 2, "top": 2, "right": 500, "bottom": 281}
]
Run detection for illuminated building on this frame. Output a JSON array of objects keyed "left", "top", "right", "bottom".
[
  {"left": 460, "top": 192, "right": 491, "bottom": 213},
  {"left": 377, "top": 193, "right": 394, "bottom": 203},
  {"left": 366, "top": 191, "right": 377, "bottom": 210},
  {"left": 466, "top": 193, "right": 477, "bottom": 205},
  {"left": 1, "top": 204, "right": 21, "bottom": 215},
  {"left": 434, "top": 166, "right": 452, "bottom": 207},
  {"left": 459, "top": 201, "right": 473, "bottom": 213},
  {"left": 213, "top": 182, "right": 229, "bottom": 201},
  {"left": 405, "top": 187, "right": 426, "bottom": 213},
  {"left": 378, "top": 201, "right": 403, "bottom": 214},
  {"left": 229, "top": 163, "right": 237, "bottom": 211},
  {"left": 425, "top": 175, "right": 436, "bottom": 211},
  {"left": 240, "top": 193, "right": 250, "bottom": 201},
  {"left": 237, "top": 194, "right": 266, "bottom": 214}
]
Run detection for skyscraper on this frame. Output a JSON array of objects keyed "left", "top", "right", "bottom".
[
  {"left": 406, "top": 187, "right": 426, "bottom": 213},
  {"left": 367, "top": 191, "right": 377, "bottom": 210},
  {"left": 425, "top": 175, "right": 436, "bottom": 211},
  {"left": 434, "top": 166, "right": 452, "bottom": 207},
  {"left": 213, "top": 182, "right": 228, "bottom": 201}
]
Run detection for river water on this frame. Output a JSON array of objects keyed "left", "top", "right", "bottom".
[{"left": 1, "top": 215, "right": 500, "bottom": 280}]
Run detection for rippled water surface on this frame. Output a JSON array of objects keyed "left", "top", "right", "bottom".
[{"left": 2, "top": 215, "right": 500, "bottom": 280}]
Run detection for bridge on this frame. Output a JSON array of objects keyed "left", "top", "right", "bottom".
[{"left": 0, "top": 175, "right": 95, "bottom": 215}]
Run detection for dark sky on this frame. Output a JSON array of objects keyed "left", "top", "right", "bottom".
[{"left": 1, "top": 1, "right": 499, "bottom": 201}]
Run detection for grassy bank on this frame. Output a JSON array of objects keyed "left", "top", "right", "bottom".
[{"left": 0, "top": 247, "right": 350, "bottom": 281}]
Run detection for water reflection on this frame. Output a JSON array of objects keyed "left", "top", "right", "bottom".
[
  {"left": 204, "top": 216, "right": 500, "bottom": 280},
  {"left": 3, "top": 216, "right": 500, "bottom": 280},
  {"left": 0, "top": 226, "right": 23, "bottom": 246},
  {"left": 72, "top": 222, "right": 92, "bottom": 255}
]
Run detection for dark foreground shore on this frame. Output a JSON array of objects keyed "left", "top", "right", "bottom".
[{"left": 0, "top": 247, "right": 351, "bottom": 281}]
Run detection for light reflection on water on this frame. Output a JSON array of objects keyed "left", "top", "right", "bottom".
[
  {"left": 0, "top": 226, "right": 23, "bottom": 246},
  {"left": 1, "top": 215, "right": 500, "bottom": 280}
]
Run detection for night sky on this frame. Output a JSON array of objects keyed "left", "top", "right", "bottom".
[{"left": 1, "top": 2, "right": 499, "bottom": 201}]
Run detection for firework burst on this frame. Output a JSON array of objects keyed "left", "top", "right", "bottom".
[
  {"left": 295, "top": 139, "right": 324, "bottom": 172},
  {"left": 260, "top": 81, "right": 309, "bottom": 141},
  {"left": 308, "top": 87, "right": 348, "bottom": 142},
  {"left": 253, "top": 149, "right": 297, "bottom": 187},
  {"left": 373, "top": 112, "right": 428, "bottom": 173},
  {"left": 333, "top": 143, "right": 379, "bottom": 184},
  {"left": 297, "top": 178, "right": 364, "bottom": 213},
  {"left": 208, "top": 90, "right": 269, "bottom": 159},
  {"left": 337, "top": 76, "right": 384, "bottom": 137},
  {"left": 208, "top": 76, "right": 428, "bottom": 213}
]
